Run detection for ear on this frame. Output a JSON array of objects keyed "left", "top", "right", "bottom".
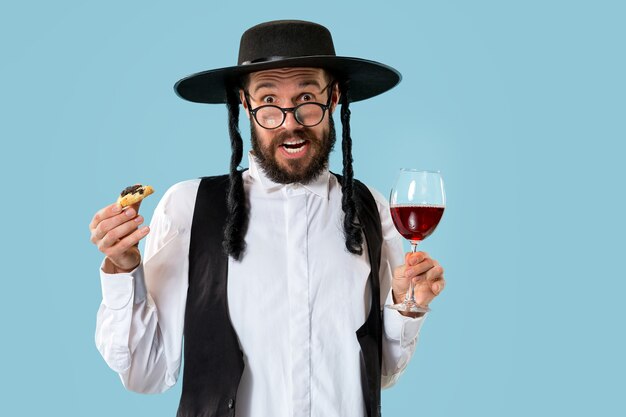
[
  {"left": 239, "top": 90, "right": 251, "bottom": 119},
  {"left": 330, "top": 83, "right": 341, "bottom": 114}
]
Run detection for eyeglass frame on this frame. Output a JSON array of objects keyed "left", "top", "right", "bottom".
[{"left": 243, "top": 81, "right": 335, "bottom": 130}]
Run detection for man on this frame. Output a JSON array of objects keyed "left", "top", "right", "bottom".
[{"left": 90, "top": 20, "right": 445, "bottom": 417}]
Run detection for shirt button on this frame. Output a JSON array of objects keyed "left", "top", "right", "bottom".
[{"left": 228, "top": 398, "right": 234, "bottom": 409}]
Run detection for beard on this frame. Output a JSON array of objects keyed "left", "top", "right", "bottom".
[{"left": 250, "top": 114, "right": 336, "bottom": 185}]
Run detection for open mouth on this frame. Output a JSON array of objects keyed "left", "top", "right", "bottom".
[{"left": 281, "top": 139, "right": 308, "bottom": 154}]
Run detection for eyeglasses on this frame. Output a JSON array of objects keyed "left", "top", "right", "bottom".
[{"left": 244, "top": 82, "right": 334, "bottom": 130}]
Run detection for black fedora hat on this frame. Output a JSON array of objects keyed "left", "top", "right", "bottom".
[{"left": 174, "top": 20, "right": 401, "bottom": 104}]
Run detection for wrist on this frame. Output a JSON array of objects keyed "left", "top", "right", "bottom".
[{"left": 103, "top": 257, "right": 138, "bottom": 274}]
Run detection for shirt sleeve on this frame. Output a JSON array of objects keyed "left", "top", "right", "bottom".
[
  {"left": 368, "top": 186, "right": 427, "bottom": 389},
  {"left": 94, "top": 179, "right": 199, "bottom": 393}
]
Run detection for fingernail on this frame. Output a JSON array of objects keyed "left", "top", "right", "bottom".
[
  {"left": 134, "top": 216, "right": 143, "bottom": 223},
  {"left": 141, "top": 227, "right": 149, "bottom": 234},
  {"left": 125, "top": 208, "right": 135, "bottom": 217},
  {"left": 112, "top": 205, "right": 121, "bottom": 213}
]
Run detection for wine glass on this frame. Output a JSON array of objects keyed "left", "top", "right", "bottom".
[{"left": 387, "top": 169, "right": 446, "bottom": 313}]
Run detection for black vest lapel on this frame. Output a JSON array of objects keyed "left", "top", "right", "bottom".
[
  {"left": 335, "top": 174, "right": 384, "bottom": 417},
  {"left": 178, "top": 174, "right": 243, "bottom": 417}
]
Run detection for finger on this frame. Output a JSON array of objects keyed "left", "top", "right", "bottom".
[
  {"left": 92, "top": 207, "right": 140, "bottom": 243},
  {"left": 97, "top": 214, "right": 144, "bottom": 251},
  {"left": 89, "top": 202, "right": 123, "bottom": 231},
  {"left": 410, "top": 262, "right": 443, "bottom": 291},
  {"left": 405, "top": 251, "right": 423, "bottom": 266},
  {"left": 405, "top": 259, "right": 436, "bottom": 278},
  {"left": 425, "top": 260, "right": 442, "bottom": 278},
  {"left": 105, "top": 226, "right": 150, "bottom": 259},
  {"left": 431, "top": 277, "right": 446, "bottom": 295},
  {"left": 405, "top": 251, "right": 431, "bottom": 266},
  {"left": 423, "top": 263, "right": 444, "bottom": 282}
]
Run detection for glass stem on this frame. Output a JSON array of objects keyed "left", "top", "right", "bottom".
[{"left": 405, "top": 241, "right": 418, "bottom": 304}]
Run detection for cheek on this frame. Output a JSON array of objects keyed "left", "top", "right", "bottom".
[
  {"left": 313, "top": 124, "right": 330, "bottom": 144},
  {"left": 254, "top": 129, "right": 277, "bottom": 151}
]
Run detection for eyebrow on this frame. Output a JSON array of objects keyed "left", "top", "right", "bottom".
[{"left": 251, "top": 80, "right": 324, "bottom": 95}]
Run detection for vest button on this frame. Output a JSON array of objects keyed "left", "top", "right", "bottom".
[{"left": 228, "top": 398, "right": 235, "bottom": 409}]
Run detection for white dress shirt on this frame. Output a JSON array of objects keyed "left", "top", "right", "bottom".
[{"left": 95, "top": 154, "right": 425, "bottom": 417}]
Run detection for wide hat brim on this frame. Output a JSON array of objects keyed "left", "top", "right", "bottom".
[{"left": 174, "top": 55, "right": 401, "bottom": 104}]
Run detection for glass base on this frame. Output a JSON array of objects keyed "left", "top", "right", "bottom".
[{"left": 386, "top": 301, "right": 431, "bottom": 314}]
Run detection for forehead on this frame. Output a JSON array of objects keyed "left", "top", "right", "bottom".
[{"left": 246, "top": 67, "right": 329, "bottom": 92}]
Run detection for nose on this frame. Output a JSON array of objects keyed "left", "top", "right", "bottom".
[{"left": 282, "top": 109, "right": 300, "bottom": 130}]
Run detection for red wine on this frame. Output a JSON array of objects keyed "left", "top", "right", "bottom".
[{"left": 390, "top": 205, "right": 445, "bottom": 242}]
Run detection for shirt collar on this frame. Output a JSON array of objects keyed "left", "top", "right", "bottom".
[{"left": 247, "top": 152, "right": 330, "bottom": 199}]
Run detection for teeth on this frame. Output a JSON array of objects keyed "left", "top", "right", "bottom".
[
  {"left": 285, "top": 145, "right": 304, "bottom": 154},
  {"left": 283, "top": 139, "right": 305, "bottom": 145},
  {"left": 282, "top": 139, "right": 306, "bottom": 154}
]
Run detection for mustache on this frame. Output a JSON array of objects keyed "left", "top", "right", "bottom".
[{"left": 271, "top": 129, "right": 318, "bottom": 146}]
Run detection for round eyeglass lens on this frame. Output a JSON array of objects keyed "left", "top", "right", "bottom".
[
  {"left": 257, "top": 107, "right": 283, "bottom": 128},
  {"left": 295, "top": 104, "right": 324, "bottom": 126}
]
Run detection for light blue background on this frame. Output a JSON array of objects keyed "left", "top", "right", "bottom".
[{"left": 1, "top": 0, "right": 624, "bottom": 415}]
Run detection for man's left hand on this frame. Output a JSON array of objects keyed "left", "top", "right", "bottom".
[{"left": 392, "top": 251, "right": 445, "bottom": 317}]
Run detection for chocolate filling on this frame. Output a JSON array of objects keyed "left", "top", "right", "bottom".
[{"left": 120, "top": 184, "right": 144, "bottom": 197}]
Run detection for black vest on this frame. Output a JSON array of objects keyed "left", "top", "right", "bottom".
[{"left": 177, "top": 174, "right": 383, "bottom": 417}]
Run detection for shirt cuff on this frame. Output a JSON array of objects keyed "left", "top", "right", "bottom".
[
  {"left": 99, "top": 259, "right": 147, "bottom": 309},
  {"left": 383, "top": 290, "right": 427, "bottom": 348}
]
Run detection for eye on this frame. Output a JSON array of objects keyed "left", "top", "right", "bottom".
[
  {"left": 262, "top": 96, "right": 275, "bottom": 104},
  {"left": 300, "top": 93, "right": 313, "bottom": 102}
]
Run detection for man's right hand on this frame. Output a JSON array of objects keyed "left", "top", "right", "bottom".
[{"left": 89, "top": 201, "right": 150, "bottom": 274}]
